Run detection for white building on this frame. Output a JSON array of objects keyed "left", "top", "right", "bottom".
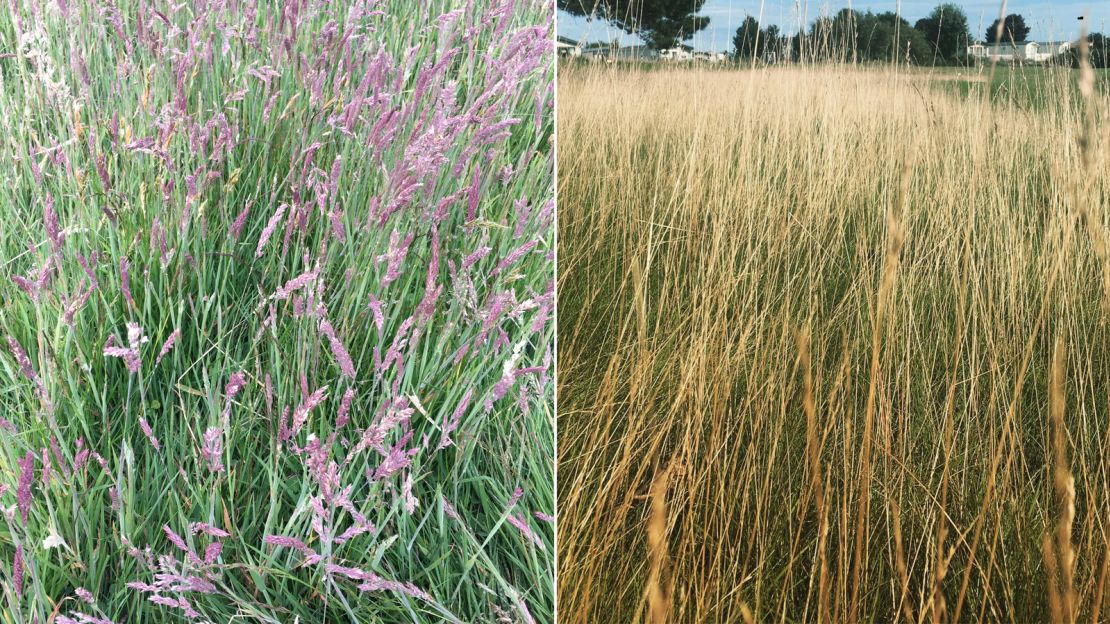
[
  {"left": 1037, "top": 41, "right": 1073, "bottom": 59},
  {"left": 615, "top": 45, "right": 658, "bottom": 61},
  {"left": 659, "top": 45, "right": 694, "bottom": 61},
  {"left": 556, "top": 36, "right": 581, "bottom": 58},
  {"left": 576, "top": 42, "right": 658, "bottom": 62},
  {"left": 693, "top": 51, "right": 727, "bottom": 63},
  {"left": 580, "top": 42, "right": 615, "bottom": 61},
  {"left": 967, "top": 40, "right": 1072, "bottom": 63}
]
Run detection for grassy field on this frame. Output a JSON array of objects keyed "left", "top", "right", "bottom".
[
  {"left": 557, "top": 60, "right": 1110, "bottom": 622},
  {"left": 932, "top": 64, "right": 1110, "bottom": 109},
  {"left": 0, "top": 0, "right": 553, "bottom": 622}
]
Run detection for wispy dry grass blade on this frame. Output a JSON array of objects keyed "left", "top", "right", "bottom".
[
  {"left": 645, "top": 463, "right": 672, "bottom": 624},
  {"left": 1045, "top": 337, "right": 1077, "bottom": 624}
]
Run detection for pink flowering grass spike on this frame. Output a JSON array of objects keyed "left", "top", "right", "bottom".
[
  {"left": 119, "top": 257, "right": 135, "bottom": 309},
  {"left": 507, "top": 513, "right": 543, "bottom": 548},
  {"left": 319, "top": 319, "right": 356, "bottom": 380},
  {"left": 201, "top": 428, "right": 224, "bottom": 473},
  {"left": 437, "top": 388, "right": 473, "bottom": 450},
  {"left": 155, "top": 329, "right": 180, "bottom": 365},
  {"left": 163, "top": 525, "right": 190, "bottom": 552},
  {"left": 190, "top": 522, "right": 231, "bottom": 538},
  {"left": 138, "top": 418, "right": 160, "bottom": 451},
  {"left": 204, "top": 542, "right": 222, "bottom": 564},
  {"left": 44, "top": 192, "right": 64, "bottom": 254},
  {"left": 103, "top": 324, "right": 147, "bottom": 373},
  {"left": 229, "top": 202, "right": 251, "bottom": 239},
  {"left": 290, "top": 385, "right": 328, "bottom": 438},
  {"left": 221, "top": 371, "right": 247, "bottom": 421},
  {"left": 13, "top": 545, "right": 24, "bottom": 598},
  {"left": 7, "top": 336, "right": 41, "bottom": 387},
  {"left": 17, "top": 451, "right": 35, "bottom": 523},
  {"left": 226, "top": 372, "right": 247, "bottom": 398},
  {"left": 335, "top": 387, "right": 355, "bottom": 428},
  {"left": 255, "top": 203, "right": 286, "bottom": 258}
]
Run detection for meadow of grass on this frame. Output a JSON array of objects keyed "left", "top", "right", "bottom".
[
  {"left": 557, "top": 58, "right": 1110, "bottom": 622},
  {"left": 934, "top": 64, "right": 1110, "bottom": 109},
  {"left": 0, "top": 0, "right": 554, "bottom": 622}
]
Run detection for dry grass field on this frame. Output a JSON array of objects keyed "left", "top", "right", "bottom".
[{"left": 557, "top": 60, "right": 1110, "bottom": 623}]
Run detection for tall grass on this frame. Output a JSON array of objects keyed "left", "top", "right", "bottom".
[
  {"left": 557, "top": 59, "right": 1110, "bottom": 622},
  {"left": 0, "top": 0, "right": 554, "bottom": 622}
]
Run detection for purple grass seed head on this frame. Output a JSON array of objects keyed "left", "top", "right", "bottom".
[{"left": 201, "top": 427, "right": 224, "bottom": 473}]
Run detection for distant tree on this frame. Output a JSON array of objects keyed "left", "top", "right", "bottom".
[
  {"left": 1069, "top": 33, "right": 1110, "bottom": 69},
  {"left": 986, "top": 14, "right": 1031, "bottom": 43},
  {"left": 764, "top": 24, "right": 781, "bottom": 59},
  {"left": 886, "top": 12, "right": 932, "bottom": 63},
  {"left": 1093, "top": 33, "right": 1110, "bottom": 68},
  {"left": 913, "top": 3, "right": 972, "bottom": 64},
  {"left": 829, "top": 8, "right": 861, "bottom": 61},
  {"left": 732, "top": 19, "right": 784, "bottom": 62},
  {"left": 558, "top": 0, "right": 710, "bottom": 51},
  {"left": 857, "top": 11, "right": 932, "bottom": 64},
  {"left": 806, "top": 15, "right": 836, "bottom": 61},
  {"left": 786, "top": 32, "right": 804, "bottom": 61},
  {"left": 811, "top": 15, "right": 834, "bottom": 41},
  {"left": 789, "top": 9, "right": 937, "bottom": 65},
  {"left": 733, "top": 16, "right": 762, "bottom": 60},
  {"left": 854, "top": 11, "right": 891, "bottom": 60}
]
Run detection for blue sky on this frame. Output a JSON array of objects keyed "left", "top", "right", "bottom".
[{"left": 558, "top": 1, "right": 1110, "bottom": 52}]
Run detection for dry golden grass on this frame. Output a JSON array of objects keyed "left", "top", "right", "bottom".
[{"left": 557, "top": 62, "right": 1110, "bottom": 622}]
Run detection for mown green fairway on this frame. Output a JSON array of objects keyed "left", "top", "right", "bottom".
[{"left": 934, "top": 64, "right": 1110, "bottom": 109}]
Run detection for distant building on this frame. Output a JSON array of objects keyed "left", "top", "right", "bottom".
[
  {"left": 692, "top": 51, "right": 727, "bottom": 63},
  {"left": 614, "top": 45, "right": 658, "bottom": 61},
  {"left": 1037, "top": 41, "right": 1073, "bottom": 58},
  {"left": 578, "top": 42, "right": 659, "bottom": 62},
  {"left": 580, "top": 41, "right": 617, "bottom": 60},
  {"left": 563, "top": 40, "right": 719, "bottom": 63},
  {"left": 967, "top": 40, "right": 1072, "bottom": 63},
  {"left": 556, "top": 36, "right": 581, "bottom": 58},
  {"left": 659, "top": 45, "right": 694, "bottom": 61}
]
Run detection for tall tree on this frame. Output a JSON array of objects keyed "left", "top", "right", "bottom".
[
  {"left": 913, "top": 3, "right": 971, "bottom": 64},
  {"left": 804, "top": 10, "right": 862, "bottom": 62},
  {"left": 1070, "top": 33, "right": 1110, "bottom": 69},
  {"left": 764, "top": 25, "right": 782, "bottom": 61},
  {"left": 733, "top": 16, "right": 762, "bottom": 60},
  {"left": 986, "top": 14, "right": 1031, "bottom": 43},
  {"left": 857, "top": 11, "right": 932, "bottom": 64},
  {"left": 1093, "top": 32, "right": 1110, "bottom": 69},
  {"left": 558, "top": 0, "right": 710, "bottom": 50},
  {"left": 829, "top": 8, "right": 862, "bottom": 61},
  {"left": 885, "top": 12, "right": 932, "bottom": 63}
]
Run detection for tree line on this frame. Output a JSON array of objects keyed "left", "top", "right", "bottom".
[
  {"left": 558, "top": 0, "right": 1108, "bottom": 68},
  {"left": 733, "top": 5, "right": 1105, "bottom": 67},
  {"left": 734, "top": 4, "right": 974, "bottom": 65}
]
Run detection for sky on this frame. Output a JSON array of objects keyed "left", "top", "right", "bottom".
[{"left": 558, "top": 1, "right": 1110, "bottom": 52}]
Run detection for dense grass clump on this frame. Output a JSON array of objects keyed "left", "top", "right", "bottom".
[
  {"left": 0, "top": 0, "right": 554, "bottom": 622},
  {"left": 558, "top": 61, "right": 1109, "bottom": 623}
]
